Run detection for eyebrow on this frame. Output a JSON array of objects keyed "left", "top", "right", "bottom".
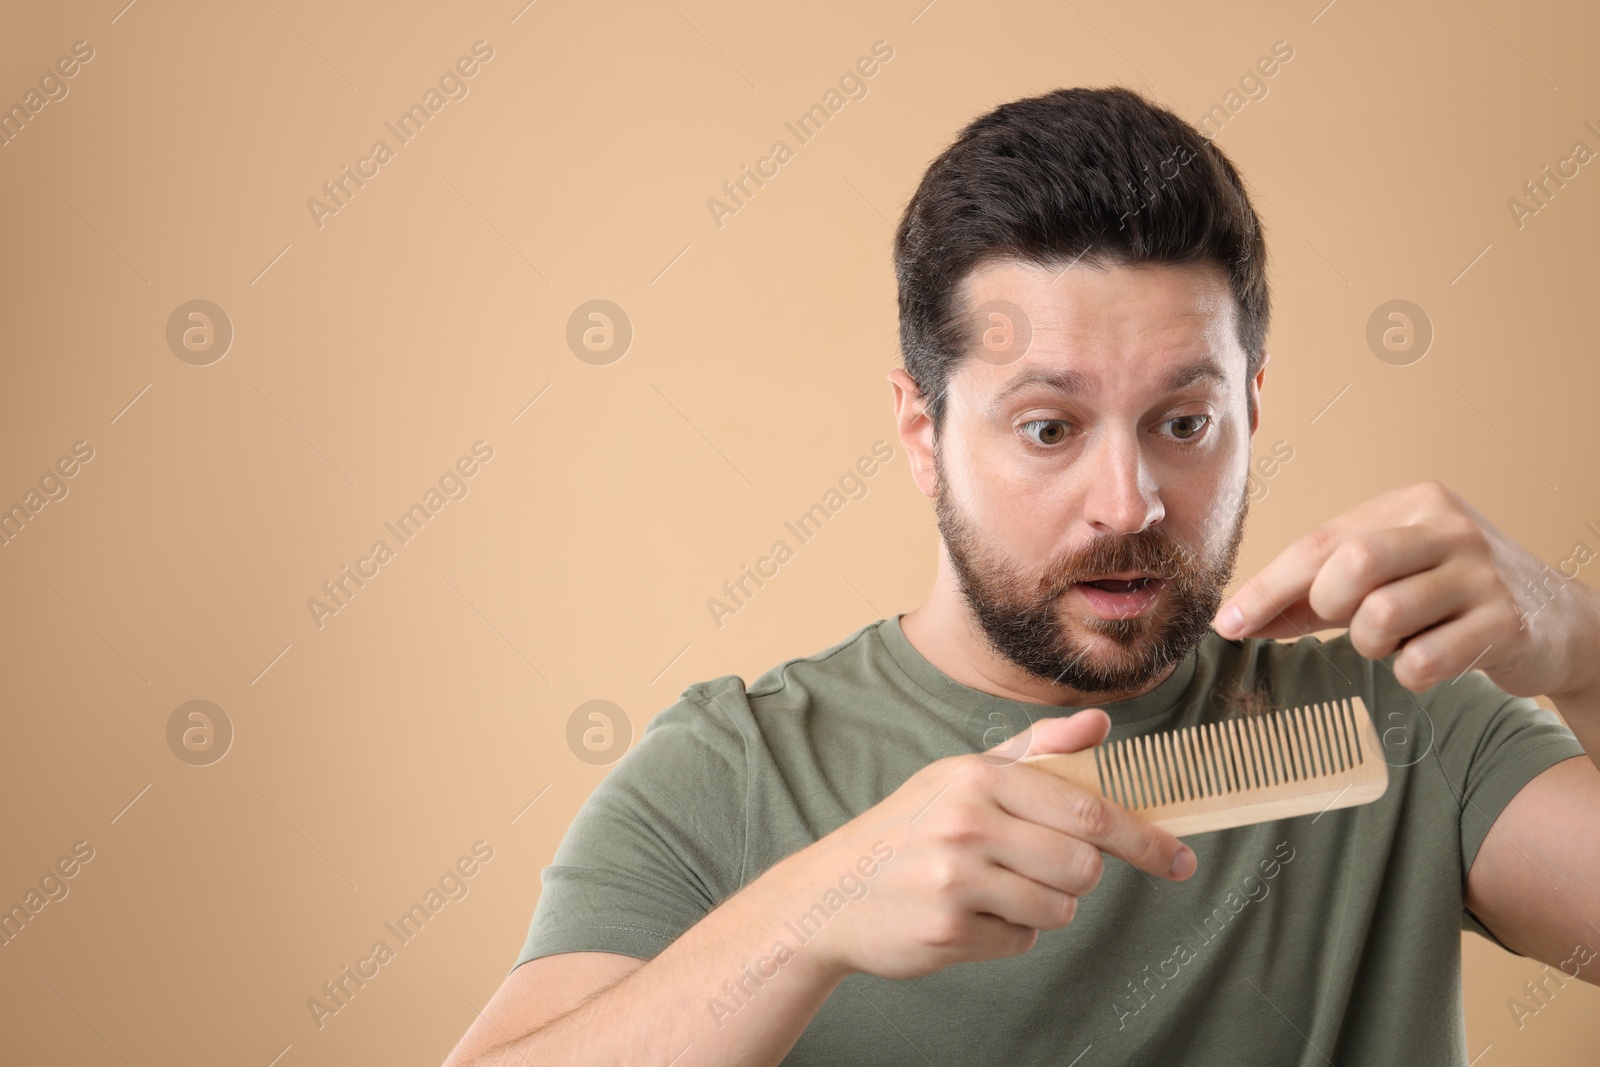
[{"left": 985, "top": 357, "right": 1230, "bottom": 415}]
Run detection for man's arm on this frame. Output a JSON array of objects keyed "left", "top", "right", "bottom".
[
  {"left": 1208, "top": 480, "right": 1600, "bottom": 982},
  {"left": 444, "top": 862, "right": 850, "bottom": 1067},
  {"left": 1464, "top": 678, "right": 1600, "bottom": 983},
  {"left": 441, "top": 952, "right": 643, "bottom": 1065},
  {"left": 446, "top": 712, "right": 1195, "bottom": 1065}
]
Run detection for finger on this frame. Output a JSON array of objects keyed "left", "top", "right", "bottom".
[
  {"left": 1231, "top": 528, "right": 1472, "bottom": 644},
  {"left": 1217, "top": 481, "right": 1466, "bottom": 639},
  {"left": 1059, "top": 783, "right": 1197, "bottom": 881},
  {"left": 1386, "top": 602, "right": 1505, "bottom": 691},
  {"left": 1346, "top": 555, "right": 1478, "bottom": 661},
  {"left": 1308, "top": 525, "right": 1454, "bottom": 627},
  {"left": 995, "top": 771, "right": 1196, "bottom": 881},
  {"left": 1219, "top": 596, "right": 1332, "bottom": 641},
  {"left": 1215, "top": 527, "right": 1342, "bottom": 639},
  {"left": 958, "top": 861, "right": 1081, "bottom": 932},
  {"left": 962, "top": 912, "right": 1041, "bottom": 962},
  {"left": 984, "top": 817, "right": 1106, "bottom": 896},
  {"left": 991, "top": 708, "right": 1111, "bottom": 760}
]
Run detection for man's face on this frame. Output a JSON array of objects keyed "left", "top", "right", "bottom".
[{"left": 931, "top": 257, "right": 1257, "bottom": 695}]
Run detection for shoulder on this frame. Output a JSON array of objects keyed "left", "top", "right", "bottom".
[
  {"left": 743, "top": 617, "right": 888, "bottom": 700},
  {"left": 644, "top": 617, "right": 888, "bottom": 747}
]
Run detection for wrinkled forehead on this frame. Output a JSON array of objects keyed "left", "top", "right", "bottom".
[{"left": 950, "top": 257, "right": 1244, "bottom": 397}]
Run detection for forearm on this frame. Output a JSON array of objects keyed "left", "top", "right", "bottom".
[{"left": 471, "top": 856, "right": 850, "bottom": 1067}]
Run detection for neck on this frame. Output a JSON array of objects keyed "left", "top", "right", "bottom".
[{"left": 899, "top": 544, "right": 1179, "bottom": 707}]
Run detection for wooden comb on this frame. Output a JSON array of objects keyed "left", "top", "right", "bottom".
[{"left": 1018, "top": 696, "right": 1388, "bottom": 835}]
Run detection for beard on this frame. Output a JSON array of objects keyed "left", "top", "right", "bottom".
[{"left": 933, "top": 445, "right": 1250, "bottom": 696}]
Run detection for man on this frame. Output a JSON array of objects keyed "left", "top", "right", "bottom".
[{"left": 444, "top": 87, "right": 1600, "bottom": 1065}]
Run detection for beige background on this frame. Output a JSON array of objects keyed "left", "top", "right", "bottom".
[{"left": 1, "top": 0, "right": 1596, "bottom": 1063}]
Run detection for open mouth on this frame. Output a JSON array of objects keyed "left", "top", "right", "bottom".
[
  {"left": 1069, "top": 574, "right": 1165, "bottom": 618},
  {"left": 1079, "top": 576, "right": 1157, "bottom": 592}
]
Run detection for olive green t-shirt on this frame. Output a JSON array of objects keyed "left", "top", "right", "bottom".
[{"left": 514, "top": 615, "right": 1586, "bottom": 1064}]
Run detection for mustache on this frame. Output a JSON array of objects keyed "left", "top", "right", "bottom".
[{"left": 1038, "top": 529, "right": 1198, "bottom": 598}]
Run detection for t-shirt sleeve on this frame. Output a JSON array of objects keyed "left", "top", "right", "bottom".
[
  {"left": 510, "top": 682, "right": 750, "bottom": 973},
  {"left": 1394, "top": 661, "right": 1588, "bottom": 952}
]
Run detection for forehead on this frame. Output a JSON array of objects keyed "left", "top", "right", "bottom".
[{"left": 954, "top": 257, "right": 1244, "bottom": 392}]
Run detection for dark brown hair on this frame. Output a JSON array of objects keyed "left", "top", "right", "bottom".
[{"left": 893, "top": 86, "right": 1270, "bottom": 433}]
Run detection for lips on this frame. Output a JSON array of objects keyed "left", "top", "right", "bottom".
[{"left": 1069, "top": 572, "right": 1165, "bottom": 619}]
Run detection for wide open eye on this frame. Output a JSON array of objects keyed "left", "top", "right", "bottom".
[{"left": 1020, "top": 419, "right": 1071, "bottom": 447}]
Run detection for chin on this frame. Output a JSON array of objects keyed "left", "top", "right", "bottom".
[{"left": 1064, "top": 599, "right": 1163, "bottom": 634}]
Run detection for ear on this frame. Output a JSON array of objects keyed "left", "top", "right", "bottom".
[
  {"left": 1247, "top": 349, "right": 1270, "bottom": 437},
  {"left": 887, "top": 368, "right": 939, "bottom": 499}
]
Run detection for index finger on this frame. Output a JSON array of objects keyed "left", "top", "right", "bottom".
[
  {"left": 1216, "top": 522, "right": 1346, "bottom": 640},
  {"left": 1216, "top": 485, "right": 1434, "bottom": 640},
  {"left": 994, "top": 763, "right": 1197, "bottom": 881}
]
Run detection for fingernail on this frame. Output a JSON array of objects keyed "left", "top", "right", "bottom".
[
  {"left": 1170, "top": 846, "right": 1195, "bottom": 878},
  {"left": 1218, "top": 606, "right": 1244, "bottom": 635}
]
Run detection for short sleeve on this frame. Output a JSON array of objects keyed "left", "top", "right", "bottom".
[
  {"left": 1453, "top": 695, "right": 1585, "bottom": 878},
  {"left": 511, "top": 684, "right": 750, "bottom": 973},
  {"left": 1388, "top": 661, "right": 1587, "bottom": 952}
]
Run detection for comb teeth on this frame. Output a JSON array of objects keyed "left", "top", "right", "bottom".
[
  {"left": 1017, "top": 695, "right": 1388, "bottom": 834},
  {"left": 1092, "top": 699, "right": 1369, "bottom": 811}
]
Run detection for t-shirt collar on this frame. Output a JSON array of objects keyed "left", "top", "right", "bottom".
[{"left": 877, "top": 611, "right": 1201, "bottom": 731}]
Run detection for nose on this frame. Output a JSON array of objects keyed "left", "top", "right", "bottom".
[{"left": 1082, "top": 428, "right": 1164, "bottom": 536}]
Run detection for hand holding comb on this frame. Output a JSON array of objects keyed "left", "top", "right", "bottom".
[{"left": 1019, "top": 697, "right": 1388, "bottom": 835}]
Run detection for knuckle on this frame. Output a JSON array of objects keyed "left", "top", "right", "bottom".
[
  {"left": 921, "top": 911, "right": 965, "bottom": 949},
  {"left": 1348, "top": 625, "right": 1386, "bottom": 660},
  {"left": 1072, "top": 845, "right": 1104, "bottom": 891},
  {"left": 1400, "top": 639, "right": 1435, "bottom": 679},
  {"left": 1075, "top": 794, "right": 1113, "bottom": 839},
  {"left": 1417, "top": 479, "right": 1452, "bottom": 505},
  {"left": 1304, "top": 523, "right": 1338, "bottom": 559},
  {"left": 1339, "top": 540, "right": 1382, "bottom": 584},
  {"left": 926, "top": 856, "right": 964, "bottom": 898},
  {"left": 1364, "top": 589, "right": 1404, "bottom": 634},
  {"left": 934, "top": 806, "right": 985, "bottom": 848}
]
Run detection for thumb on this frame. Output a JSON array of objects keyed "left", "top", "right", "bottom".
[{"left": 985, "top": 707, "right": 1111, "bottom": 764}]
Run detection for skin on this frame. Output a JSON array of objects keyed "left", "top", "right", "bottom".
[
  {"left": 445, "top": 255, "right": 1599, "bottom": 1066},
  {"left": 894, "top": 256, "right": 1262, "bottom": 705}
]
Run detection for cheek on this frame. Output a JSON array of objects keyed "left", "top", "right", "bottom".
[
  {"left": 959, "top": 460, "right": 1070, "bottom": 562},
  {"left": 1159, "top": 478, "right": 1232, "bottom": 554},
  {"left": 1012, "top": 493, "right": 1091, "bottom": 574}
]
